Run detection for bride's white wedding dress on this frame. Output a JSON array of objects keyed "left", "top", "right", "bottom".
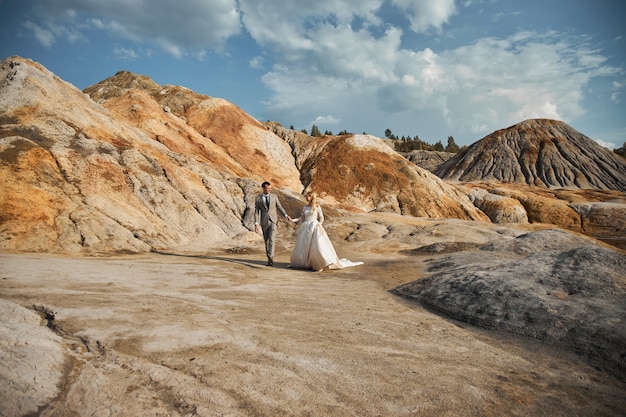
[{"left": 290, "top": 205, "right": 363, "bottom": 271}]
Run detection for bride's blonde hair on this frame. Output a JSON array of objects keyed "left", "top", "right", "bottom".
[{"left": 306, "top": 191, "right": 318, "bottom": 211}]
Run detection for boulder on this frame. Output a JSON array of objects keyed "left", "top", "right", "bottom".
[
  {"left": 466, "top": 188, "right": 528, "bottom": 223},
  {"left": 392, "top": 229, "right": 626, "bottom": 374}
]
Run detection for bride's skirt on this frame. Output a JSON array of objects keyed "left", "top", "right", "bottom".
[{"left": 290, "top": 222, "right": 363, "bottom": 271}]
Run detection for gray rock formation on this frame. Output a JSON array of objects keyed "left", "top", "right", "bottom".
[
  {"left": 391, "top": 229, "right": 626, "bottom": 375},
  {"left": 434, "top": 119, "right": 626, "bottom": 191},
  {"left": 404, "top": 149, "right": 454, "bottom": 172}
]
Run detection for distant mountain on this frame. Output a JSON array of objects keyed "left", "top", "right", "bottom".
[{"left": 434, "top": 119, "right": 626, "bottom": 191}]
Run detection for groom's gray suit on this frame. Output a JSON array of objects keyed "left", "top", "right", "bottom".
[{"left": 255, "top": 189, "right": 288, "bottom": 265}]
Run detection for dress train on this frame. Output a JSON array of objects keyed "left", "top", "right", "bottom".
[{"left": 289, "top": 206, "right": 363, "bottom": 271}]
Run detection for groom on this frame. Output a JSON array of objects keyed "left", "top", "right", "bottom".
[{"left": 254, "top": 181, "right": 290, "bottom": 266}]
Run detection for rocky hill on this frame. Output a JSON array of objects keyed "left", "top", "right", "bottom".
[
  {"left": 2, "top": 56, "right": 626, "bottom": 416},
  {"left": 1, "top": 56, "right": 624, "bottom": 255},
  {"left": 267, "top": 123, "right": 486, "bottom": 219},
  {"left": 0, "top": 56, "right": 488, "bottom": 253},
  {"left": 434, "top": 119, "right": 626, "bottom": 190}
]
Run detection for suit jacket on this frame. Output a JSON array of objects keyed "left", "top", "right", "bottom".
[{"left": 255, "top": 193, "right": 287, "bottom": 226}]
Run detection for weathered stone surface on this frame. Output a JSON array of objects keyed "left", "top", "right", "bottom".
[
  {"left": 454, "top": 183, "right": 626, "bottom": 249},
  {"left": 392, "top": 229, "right": 626, "bottom": 374},
  {"left": 2, "top": 219, "right": 626, "bottom": 416},
  {"left": 0, "top": 299, "right": 66, "bottom": 417},
  {"left": 572, "top": 202, "right": 626, "bottom": 239},
  {"left": 268, "top": 123, "right": 490, "bottom": 221},
  {"left": 466, "top": 187, "right": 528, "bottom": 223},
  {"left": 0, "top": 57, "right": 289, "bottom": 252},
  {"left": 435, "top": 119, "right": 626, "bottom": 191},
  {"left": 86, "top": 69, "right": 302, "bottom": 191},
  {"left": 404, "top": 149, "right": 454, "bottom": 172},
  {"left": 0, "top": 57, "right": 492, "bottom": 253}
]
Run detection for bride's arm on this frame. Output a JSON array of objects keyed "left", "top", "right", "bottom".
[
  {"left": 317, "top": 206, "right": 324, "bottom": 224},
  {"left": 291, "top": 209, "right": 304, "bottom": 223}
]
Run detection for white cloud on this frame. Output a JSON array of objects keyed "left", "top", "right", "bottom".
[
  {"left": 492, "top": 11, "right": 521, "bottom": 22},
  {"left": 312, "top": 115, "right": 340, "bottom": 126},
  {"left": 612, "top": 81, "right": 624, "bottom": 104},
  {"left": 23, "top": 21, "right": 56, "bottom": 47},
  {"left": 239, "top": 0, "right": 385, "bottom": 51},
  {"left": 20, "top": 1, "right": 623, "bottom": 144},
  {"left": 249, "top": 56, "right": 264, "bottom": 69},
  {"left": 391, "top": 0, "right": 456, "bottom": 32},
  {"left": 593, "top": 139, "right": 616, "bottom": 150},
  {"left": 239, "top": 0, "right": 454, "bottom": 52},
  {"left": 29, "top": 0, "right": 242, "bottom": 56},
  {"left": 432, "top": 34, "right": 596, "bottom": 131},
  {"left": 261, "top": 27, "right": 620, "bottom": 142},
  {"left": 112, "top": 45, "right": 138, "bottom": 60},
  {"left": 155, "top": 39, "right": 184, "bottom": 59}
]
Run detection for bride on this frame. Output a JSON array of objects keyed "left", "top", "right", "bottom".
[{"left": 289, "top": 191, "right": 363, "bottom": 271}]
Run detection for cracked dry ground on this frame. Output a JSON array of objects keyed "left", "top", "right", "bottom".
[{"left": 1, "top": 250, "right": 625, "bottom": 417}]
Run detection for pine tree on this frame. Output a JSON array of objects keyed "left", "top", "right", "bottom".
[{"left": 445, "top": 136, "right": 460, "bottom": 153}]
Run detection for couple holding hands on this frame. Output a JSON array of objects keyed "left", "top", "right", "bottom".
[{"left": 254, "top": 181, "right": 362, "bottom": 271}]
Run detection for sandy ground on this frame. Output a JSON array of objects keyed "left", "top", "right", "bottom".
[{"left": 1, "top": 244, "right": 625, "bottom": 416}]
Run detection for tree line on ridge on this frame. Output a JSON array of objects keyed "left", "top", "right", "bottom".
[
  {"left": 291, "top": 124, "right": 465, "bottom": 154},
  {"left": 291, "top": 123, "right": 626, "bottom": 159}
]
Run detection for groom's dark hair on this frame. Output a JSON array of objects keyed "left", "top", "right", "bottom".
[{"left": 261, "top": 181, "right": 271, "bottom": 188}]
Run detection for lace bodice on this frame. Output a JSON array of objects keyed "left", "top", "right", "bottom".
[{"left": 300, "top": 205, "right": 323, "bottom": 224}]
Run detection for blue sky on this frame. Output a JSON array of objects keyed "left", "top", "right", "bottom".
[{"left": 0, "top": 0, "right": 624, "bottom": 148}]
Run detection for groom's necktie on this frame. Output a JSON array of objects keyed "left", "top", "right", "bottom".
[{"left": 264, "top": 195, "right": 269, "bottom": 206}]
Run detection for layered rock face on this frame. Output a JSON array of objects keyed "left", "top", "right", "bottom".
[
  {"left": 1, "top": 56, "right": 625, "bottom": 253},
  {"left": 84, "top": 70, "right": 302, "bottom": 191},
  {"left": 268, "top": 123, "right": 489, "bottom": 220},
  {"left": 0, "top": 57, "right": 488, "bottom": 253},
  {"left": 434, "top": 119, "right": 626, "bottom": 191},
  {"left": 458, "top": 183, "right": 626, "bottom": 248},
  {"left": 0, "top": 57, "right": 293, "bottom": 252},
  {"left": 404, "top": 150, "right": 454, "bottom": 172}
]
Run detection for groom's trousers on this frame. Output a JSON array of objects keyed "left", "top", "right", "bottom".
[{"left": 262, "top": 221, "right": 278, "bottom": 260}]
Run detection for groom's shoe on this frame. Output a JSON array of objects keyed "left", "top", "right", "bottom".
[{"left": 267, "top": 257, "right": 274, "bottom": 266}]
